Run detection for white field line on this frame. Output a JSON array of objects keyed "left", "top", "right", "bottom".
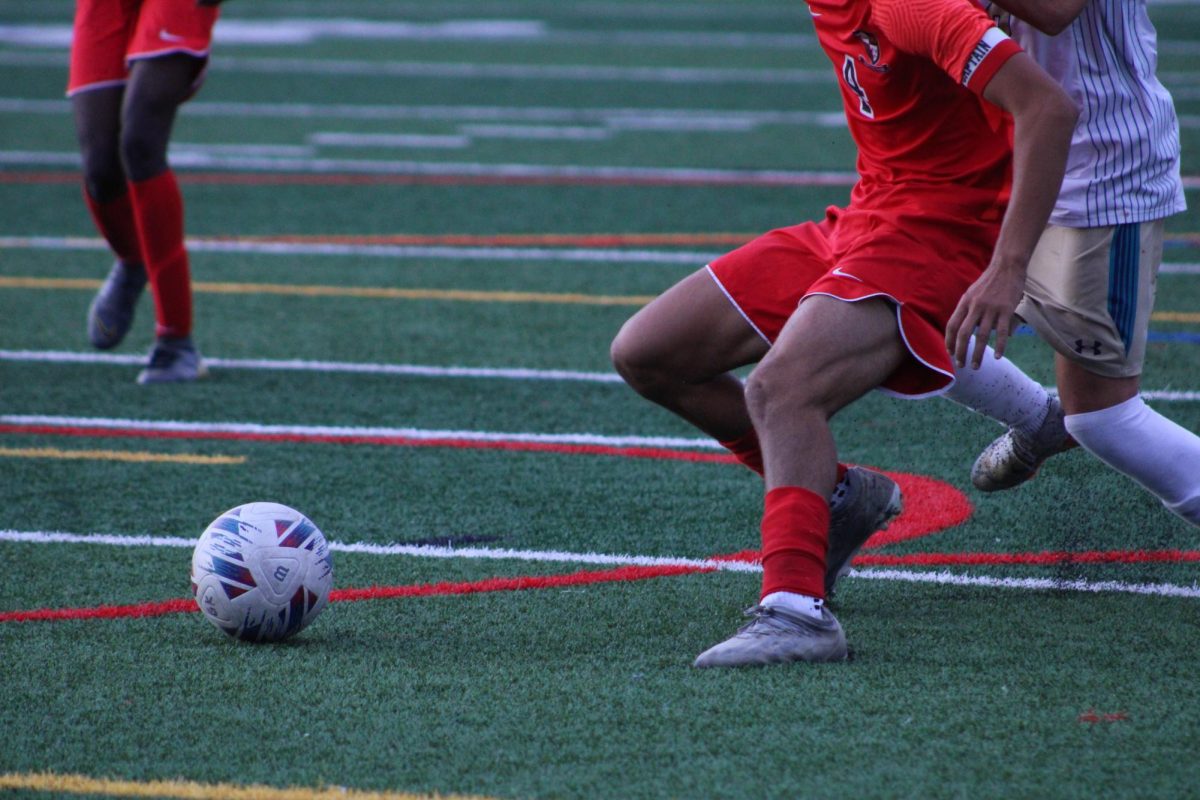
[
  {"left": 0, "top": 235, "right": 721, "bottom": 265},
  {"left": 3, "top": 148, "right": 1197, "bottom": 190},
  {"left": 238, "top": 2, "right": 794, "bottom": 21},
  {"left": 0, "top": 44, "right": 1191, "bottom": 87},
  {"left": 171, "top": 142, "right": 316, "bottom": 158},
  {"left": 0, "top": 530, "right": 758, "bottom": 573},
  {"left": 457, "top": 124, "right": 616, "bottom": 140},
  {"left": 153, "top": 1, "right": 1200, "bottom": 21},
  {"left": 308, "top": 132, "right": 472, "bottom": 149},
  {"left": 3, "top": 350, "right": 1200, "bottom": 402},
  {"left": 4, "top": 238, "right": 1199, "bottom": 269},
  {"left": 0, "top": 150, "right": 863, "bottom": 186},
  {"left": 2, "top": 530, "right": 1197, "bottom": 599},
  {"left": 0, "top": 49, "right": 834, "bottom": 85},
  {"left": 852, "top": 569, "right": 1200, "bottom": 599},
  {"left": 5, "top": 18, "right": 1200, "bottom": 54},
  {"left": 0, "top": 97, "right": 851, "bottom": 129},
  {"left": 0, "top": 414, "right": 724, "bottom": 451},
  {"left": 7, "top": 96, "right": 1200, "bottom": 137},
  {"left": 0, "top": 20, "right": 817, "bottom": 49},
  {"left": 0, "top": 349, "right": 625, "bottom": 383}
]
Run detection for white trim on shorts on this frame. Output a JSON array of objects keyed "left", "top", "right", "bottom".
[
  {"left": 706, "top": 263, "right": 956, "bottom": 400},
  {"left": 127, "top": 46, "right": 212, "bottom": 64},
  {"left": 66, "top": 78, "right": 129, "bottom": 98},
  {"left": 704, "top": 264, "right": 772, "bottom": 346}
]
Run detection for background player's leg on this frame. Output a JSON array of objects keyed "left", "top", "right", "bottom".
[
  {"left": 120, "top": 54, "right": 208, "bottom": 382},
  {"left": 73, "top": 86, "right": 126, "bottom": 203},
  {"left": 1058, "top": 358, "right": 1200, "bottom": 525},
  {"left": 74, "top": 86, "right": 148, "bottom": 349},
  {"left": 611, "top": 268, "right": 769, "bottom": 443}
]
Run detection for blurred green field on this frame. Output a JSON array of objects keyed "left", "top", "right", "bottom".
[{"left": 1, "top": 1, "right": 1199, "bottom": 798}]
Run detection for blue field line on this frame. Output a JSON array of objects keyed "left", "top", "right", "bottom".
[{"left": 1014, "top": 326, "right": 1200, "bottom": 344}]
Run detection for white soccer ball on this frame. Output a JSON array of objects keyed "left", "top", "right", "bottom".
[{"left": 191, "top": 502, "right": 334, "bottom": 642}]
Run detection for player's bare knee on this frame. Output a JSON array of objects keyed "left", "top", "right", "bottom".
[
  {"left": 611, "top": 325, "right": 669, "bottom": 396},
  {"left": 745, "top": 361, "right": 798, "bottom": 427},
  {"left": 118, "top": 126, "right": 169, "bottom": 182},
  {"left": 77, "top": 141, "right": 125, "bottom": 201}
]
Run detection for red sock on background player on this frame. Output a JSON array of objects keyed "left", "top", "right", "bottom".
[{"left": 128, "top": 169, "right": 193, "bottom": 340}]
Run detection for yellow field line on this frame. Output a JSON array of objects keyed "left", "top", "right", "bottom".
[
  {"left": 0, "top": 276, "right": 653, "bottom": 306},
  {"left": 1151, "top": 311, "right": 1200, "bottom": 324},
  {"left": 0, "top": 773, "right": 494, "bottom": 800},
  {"left": 3, "top": 275, "right": 1200, "bottom": 319},
  {"left": 0, "top": 447, "right": 245, "bottom": 465}
]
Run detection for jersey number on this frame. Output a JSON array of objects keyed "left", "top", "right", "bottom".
[{"left": 842, "top": 56, "right": 875, "bottom": 119}]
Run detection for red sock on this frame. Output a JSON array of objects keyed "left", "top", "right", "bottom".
[
  {"left": 836, "top": 462, "right": 849, "bottom": 484},
  {"left": 760, "top": 486, "right": 829, "bottom": 600},
  {"left": 84, "top": 188, "right": 143, "bottom": 265},
  {"left": 720, "top": 428, "right": 764, "bottom": 475},
  {"left": 128, "top": 170, "right": 192, "bottom": 338}
]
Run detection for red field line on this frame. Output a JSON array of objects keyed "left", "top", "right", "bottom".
[
  {"left": 0, "top": 423, "right": 736, "bottom": 465},
  {"left": 0, "top": 564, "right": 709, "bottom": 624},
  {"left": 853, "top": 549, "right": 1200, "bottom": 567}
]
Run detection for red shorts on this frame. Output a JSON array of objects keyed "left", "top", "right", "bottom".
[
  {"left": 708, "top": 204, "right": 1000, "bottom": 397},
  {"left": 68, "top": 0, "right": 219, "bottom": 96}
]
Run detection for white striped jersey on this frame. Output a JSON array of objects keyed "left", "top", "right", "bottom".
[{"left": 1010, "top": 0, "right": 1186, "bottom": 227}]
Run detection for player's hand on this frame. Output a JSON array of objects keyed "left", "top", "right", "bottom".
[{"left": 945, "top": 259, "right": 1027, "bottom": 369}]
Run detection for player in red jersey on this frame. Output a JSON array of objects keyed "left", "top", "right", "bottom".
[
  {"left": 69, "top": 0, "right": 226, "bottom": 383},
  {"left": 610, "top": 0, "right": 1078, "bottom": 667}
]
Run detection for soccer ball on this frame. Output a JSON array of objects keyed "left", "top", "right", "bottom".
[{"left": 191, "top": 502, "right": 334, "bottom": 642}]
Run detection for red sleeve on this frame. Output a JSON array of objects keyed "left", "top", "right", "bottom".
[{"left": 871, "top": 0, "right": 1022, "bottom": 93}]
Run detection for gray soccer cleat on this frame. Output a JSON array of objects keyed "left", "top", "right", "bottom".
[
  {"left": 825, "top": 467, "right": 903, "bottom": 596},
  {"left": 137, "top": 336, "right": 209, "bottom": 384},
  {"left": 971, "top": 396, "right": 1069, "bottom": 492},
  {"left": 693, "top": 604, "right": 847, "bottom": 667},
  {"left": 88, "top": 260, "right": 147, "bottom": 350}
]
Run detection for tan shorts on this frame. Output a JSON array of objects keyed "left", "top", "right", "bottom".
[{"left": 1016, "top": 221, "right": 1163, "bottom": 378}]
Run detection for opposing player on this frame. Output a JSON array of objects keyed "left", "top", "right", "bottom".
[
  {"left": 945, "top": 0, "right": 1200, "bottom": 527},
  {"left": 70, "top": 0, "right": 226, "bottom": 383},
  {"left": 610, "top": 0, "right": 1077, "bottom": 667}
]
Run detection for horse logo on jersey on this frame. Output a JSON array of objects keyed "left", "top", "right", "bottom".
[{"left": 853, "top": 30, "right": 890, "bottom": 73}]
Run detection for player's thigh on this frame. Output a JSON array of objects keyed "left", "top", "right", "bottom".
[
  {"left": 1018, "top": 222, "right": 1162, "bottom": 379},
  {"left": 754, "top": 294, "right": 907, "bottom": 414},
  {"left": 612, "top": 268, "right": 768, "bottom": 381},
  {"left": 123, "top": 53, "right": 206, "bottom": 117},
  {"left": 68, "top": 0, "right": 136, "bottom": 96}
]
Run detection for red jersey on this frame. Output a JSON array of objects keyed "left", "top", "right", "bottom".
[
  {"left": 708, "top": 0, "right": 1026, "bottom": 397},
  {"left": 808, "top": 0, "right": 1020, "bottom": 225}
]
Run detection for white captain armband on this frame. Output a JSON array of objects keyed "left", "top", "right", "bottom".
[{"left": 961, "top": 27, "right": 1011, "bottom": 87}]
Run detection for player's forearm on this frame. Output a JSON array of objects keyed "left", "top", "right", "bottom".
[
  {"left": 981, "top": 51, "right": 1078, "bottom": 270},
  {"left": 987, "top": 0, "right": 1088, "bottom": 35},
  {"left": 991, "top": 98, "right": 1077, "bottom": 270},
  {"left": 988, "top": 98, "right": 1075, "bottom": 267}
]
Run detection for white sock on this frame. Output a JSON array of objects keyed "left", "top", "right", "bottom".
[
  {"left": 761, "top": 591, "right": 824, "bottom": 620},
  {"left": 1065, "top": 396, "right": 1200, "bottom": 526},
  {"left": 944, "top": 341, "right": 1051, "bottom": 435}
]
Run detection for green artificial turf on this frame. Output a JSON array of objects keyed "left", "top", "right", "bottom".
[{"left": 2, "top": 1, "right": 1199, "bottom": 798}]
